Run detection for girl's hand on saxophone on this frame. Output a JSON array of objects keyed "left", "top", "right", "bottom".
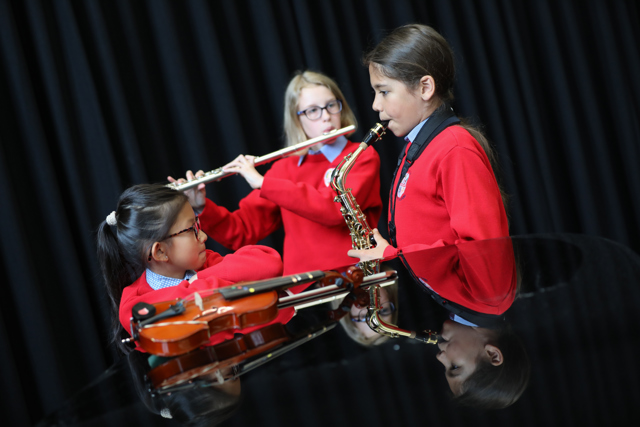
[
  {"left": 223, "top": 155, "right": 264, "bottom": 189},
  {"left": 167, "top": 169, "right": 207, "bottom": 214},
  {"left": 347, "top": 229, "right": 390, "bottom": 261}
]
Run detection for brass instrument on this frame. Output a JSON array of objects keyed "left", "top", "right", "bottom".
[
  {"left": 330, "top": 122, "right": 388, "bottom": 276},
  {"left": 367, "top": 284, "right": 439, "bottom": 344},
  {"left": 169, "top": 125, "right": 355, "bottom": 191}
]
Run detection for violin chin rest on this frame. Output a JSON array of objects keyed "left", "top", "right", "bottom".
[{"left": 132, "top": 302, "right": 157, "bottom": 321}]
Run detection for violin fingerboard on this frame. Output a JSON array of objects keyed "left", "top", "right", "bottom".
[{"left": 219, "top": 270, "right": 326, "bottom": 300}]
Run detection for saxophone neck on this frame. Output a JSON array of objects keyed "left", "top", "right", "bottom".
[{"left": 330, "top": 144, "right": 367, "bottom": 193}]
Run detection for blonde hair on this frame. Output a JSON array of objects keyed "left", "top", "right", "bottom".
[
  {"left": 338, "top": 280, "right": 399, "bottom": 347},
  {"left": 283, "top": 70, "right": 357, "bottom": 147}
]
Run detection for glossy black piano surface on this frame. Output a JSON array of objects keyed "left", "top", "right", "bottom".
[{"left": 36, "top": 234, "right": 640, "bottom": 427}]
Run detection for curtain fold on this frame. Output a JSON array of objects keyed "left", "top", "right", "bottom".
[{"left": 1, "top": 0, "right": 639, "bottom": 425}]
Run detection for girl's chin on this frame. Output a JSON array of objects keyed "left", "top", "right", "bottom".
[{"left": 194, "top": 254, "right": 207, "bottom": 269}]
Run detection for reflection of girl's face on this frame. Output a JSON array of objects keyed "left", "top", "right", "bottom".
[
  {"left": 350, "top": 287, "right": 392, "bottom": 339},
  {"left": 436, "top": 320, "right": 493, "bottom": 394}
]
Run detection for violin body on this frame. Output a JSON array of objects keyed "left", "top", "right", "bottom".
[
  {"left": 135, "top": 290, "right": 279, "bottom": 357},
  {"left": 147, "top": 323, "right": 289, "bottom": 390}
]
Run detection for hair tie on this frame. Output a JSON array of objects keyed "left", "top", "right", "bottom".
[
  {"left": 160, "top": 408, "right": 172, "bottom": 419},
  {"left": 106, "top": 211, "right": 117, "bottom": 226}
]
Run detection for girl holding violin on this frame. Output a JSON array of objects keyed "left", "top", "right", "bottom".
[
  {"left": 96, "top": 183, "right": 285, "bottom": 353},
  {"left": 170, "top": 71, "right": 382, "bottom": 280}
]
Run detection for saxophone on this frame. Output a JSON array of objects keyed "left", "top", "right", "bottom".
[{"left": 330, "top": 122, "right": 388, "bottom": 276}]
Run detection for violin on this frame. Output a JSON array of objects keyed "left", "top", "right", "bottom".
[
  {"left": 140, "top": 267, "right": 399, "bottom": 392},
  {"left": 147, "top": 322, "right": 289, "bottom": 391},
  {"left": 129, "top": 269, "right": 354, "bottom": 357},
  {"left": 133, "top": 290, "right": 279, "bottom": 357}
]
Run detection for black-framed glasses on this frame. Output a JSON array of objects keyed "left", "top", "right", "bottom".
[
  {"left": 351, "top": 301, "right": 395, "bottom": 322},
  {"left": 296, "top": 99, "right": 342, "bottom": 121},
  {"left": 147, "top": 217, "right": 202, "bottom": 261}
]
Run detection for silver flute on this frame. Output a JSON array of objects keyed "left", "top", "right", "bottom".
[{"left": 168, "top": 125, "right": 355, "bottom": 192}]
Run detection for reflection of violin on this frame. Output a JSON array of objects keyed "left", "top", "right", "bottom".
[
  {"left": 130, "top": 269, "right": 359, "bottom": 357},
  {"left": 147, "top": 323, "right": 289, "bottom": 391}
]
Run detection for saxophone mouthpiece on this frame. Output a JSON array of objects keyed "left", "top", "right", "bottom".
[
  {"left": 363, "top": 121, "right": 389, "bottom": 146},
  {"left": 414, "top": 330, "right": 440, "bottom": 345}
]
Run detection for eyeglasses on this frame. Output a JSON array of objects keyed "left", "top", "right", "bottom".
[
  {"left": 296, "top": 100, "right": 342, "bottom": 121},
  {"left": 147, "top": 217, "right": 202, "bottom": 261},
  {"left": 351, "top": 301, "right": 396, "bottom": 322}
]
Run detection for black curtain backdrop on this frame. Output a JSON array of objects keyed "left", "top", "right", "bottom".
[{"left": 0, "top": 0, "right": 638, "bottom": 426}]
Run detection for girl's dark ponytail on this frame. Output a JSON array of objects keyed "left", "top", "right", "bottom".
[
  {"left": 96, "top": 184, "right": 188, "bottom": 353},
  {"left": 97, "top": 219, "right": 134, "bottom": 352}
]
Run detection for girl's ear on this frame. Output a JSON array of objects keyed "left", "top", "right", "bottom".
[
  {"left": 150, "top": 242, "right": 169, "bottom": 263},
  {"left": 419, "top": 75, "right": 436, "bottom": 101},
  {"left": 484, "top": 344, "right": 504, "bottom": 366}
]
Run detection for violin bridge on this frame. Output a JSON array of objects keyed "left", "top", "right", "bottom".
[{"left": 194, "top": 292, "right": 204, "bottom": 311}]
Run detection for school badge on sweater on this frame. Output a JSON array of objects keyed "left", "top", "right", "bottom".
[
  {"left": 324, "top": 168, "right": 335, "bottom": 187},
  {"left": 397, "top": 172, "right": 410, "bottom": 199}
]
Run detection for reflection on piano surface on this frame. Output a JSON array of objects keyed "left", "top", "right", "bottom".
[{"left": 37, "top": 234, "right": 640, "bottom": 427}]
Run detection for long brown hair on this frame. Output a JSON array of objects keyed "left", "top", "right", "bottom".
[
  {"left": 455, "top": 325, "right": 531, "bottom": 409},
  {"left": 364, "top": 24, "right": 509, "bottom": 216}
]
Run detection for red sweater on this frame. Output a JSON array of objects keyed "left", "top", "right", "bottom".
[
  {"left": 382, "top": 125, "right": 510, "bottom": 314},
  {"left": 119, "top": 246, "right": 292, "bottom": 347},
  {"left": 384, "top": 126, "right": 508, "bottom": 257},
  {"left": 199, "top": 141, "right": 382, "bottom": 276}
]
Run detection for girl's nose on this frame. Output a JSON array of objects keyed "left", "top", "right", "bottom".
[
  {"left": 372, "top": 96, "right": 381, "bottom": 112},
  {"left": 198, "top": 230, "right": 208, "bottom": 243},
  {"left": 321, "top": 107, "right": 331, "bottom": 121}
]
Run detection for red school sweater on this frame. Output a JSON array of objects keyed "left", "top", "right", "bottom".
[
  {"left": 119, "top": 246, "right": 292, "bottom": 348},
  {"left": 199, "top": 141, "right": 382, "bottom": 276},
  {"left": 383, "top": 125, "right": 509, "bottom": 258}
]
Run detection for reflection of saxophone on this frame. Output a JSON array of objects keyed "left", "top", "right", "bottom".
[
  {"left": 367, "top": 284, "right": 439, "bottom": 344},
  {"left": 330, "top": 122, "right": 388, "bottom": 276}
]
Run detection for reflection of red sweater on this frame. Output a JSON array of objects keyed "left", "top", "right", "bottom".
[
  {"left": 402, "top": 238, "right": 516, "bottom": 315},
  {"left": 384, "top": 126, "right": 508, "bottom": 258},
  {"left": 199, "top": 141, "right": 382, "bottom": 276},
  {"left": 119, "top": 246, "right": 292, "bottom": 348}
]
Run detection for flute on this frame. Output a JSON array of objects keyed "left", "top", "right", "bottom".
[{"left": 168, "top": 125, "right": 355, "bottom": 191}]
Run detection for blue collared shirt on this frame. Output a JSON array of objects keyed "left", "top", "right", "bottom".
[
  {"left": 449, "top": 312, "right": 479, "bottom": 327},
  {"left": 405, "top": 118, "right": 429, "bottom": 143},
  {"left": 146, "top": 268, "right": 196, "bottom": 290},
  {"left": 297, "top": 135, "right": 348, "bottom": 166}
]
